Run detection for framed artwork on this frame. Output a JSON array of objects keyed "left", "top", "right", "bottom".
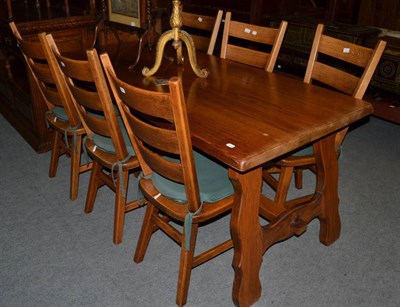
[{"left": 108, "top": 0, "right": 141, "bottom": 27}]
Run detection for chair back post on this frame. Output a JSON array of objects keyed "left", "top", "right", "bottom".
[
  {"left": 99, "top": 52, "right": 149, "bottom": 174},
  {"left": 304, "top": 24, "right": 324, "bottom": 84},
  {"left": 38, "top": 32, "right": 81, "bottom": 126},
  {"left": 9, "top": 22, "right": 22, "bottom": 40},
  {"left": 207, "top": 9, "right": 223, "bottom": 55},
  {"left": 86, "top": 48, "right": 130, "bottom": 160},
  {"left": 353, "top": 39, "right": 387, "bottom": 99},
  {"left": 168, "top": 77, "right": 200, "bottom": 208},
  {"left": 265, "top": 20, "right": 288, "bottom": 72},
  {"left": 220, "top": 11, "right": 232, "bottom": 59}
]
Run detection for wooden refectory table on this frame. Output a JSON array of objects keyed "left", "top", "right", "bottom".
[{"left": 112, "top": 49, "right": 373, "bottom": 306}]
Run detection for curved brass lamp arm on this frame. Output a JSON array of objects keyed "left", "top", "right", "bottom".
[{"left": 142, "top": 0, "right": 208, "bottom": 78}]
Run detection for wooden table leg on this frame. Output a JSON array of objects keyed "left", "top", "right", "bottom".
[
  {"left": 229, "top": 167, "right": 263, "bottom": 307},
  {"left": 313, "top": 133, "right": 341, "bottom": 245}
]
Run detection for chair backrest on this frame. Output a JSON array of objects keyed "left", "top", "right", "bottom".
[
  {"left": 304, "top": 23, "right": 387, "bottom": 99},
  {"left": 181, "top": 9, "right": 223, "bottom": 55},
  {"left": 9, "top": 22, "right": 80, "bottom": 126},
  {"left": 220, "top": 12, "right": 287, "bottom": 72},
  {"left": 304, "top": 23, "right": 386, "bottom": 146},
  {"left": 42, "top": 33, "right": 131, "bottom": 161},
  {"left": 100, "top": 53, "right": 201, "bottom": 213}
]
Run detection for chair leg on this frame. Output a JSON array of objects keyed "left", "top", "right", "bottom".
[
  {"left": 113, "top": 170, "right": 129, "bottom": 245},
  {"left": 69, "top": 135, "right": 82, "bottom": 200},
  {"left": 176, "top": 223, "right": 199, "bottom": 307},
  {"left": 49, "top": 131, "right": 62, "bottom": 178},
  {"left": 294, "top": 168, "right": 303, "bottom": 189},
  {"left": 134, "top": 203, "right": 159, "bottom": 263},
  {"left": 262, "top": 170, "right": 278, "bottom": 191},
  {"left": 85, "top": 160, "right": 102, "bottom": 214},
  {"left": 274, "top": 166, "right": 294, "bottom": 208}
]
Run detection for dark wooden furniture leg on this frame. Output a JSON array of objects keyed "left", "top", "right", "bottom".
[
  {"left": 229, "top": 167, "right": 263, "bottom": 307},
  {"left": 229, "top": 132, "right": 341, "bottom": 306},
  {"left": 313, "top": 133, "right": 341, "bottom": 245}
]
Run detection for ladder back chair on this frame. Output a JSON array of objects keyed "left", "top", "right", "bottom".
[
  {"left": 43, "top": 34, "right": 143, "bottom": 244},
  {"left": 181, "top": 9, "right": 223, "bottom": 55},
  {"left": 220, "top": 12, "right": 288, "bottom": 71},
  {"left": 9, "top": 22, "right": 91, "bottom": 200},
  {"left": 100, "top": 52, "right": 235, "bottom": 306},
  {"left": 263, "top": 23, "right": 387, "bottom": 208}
]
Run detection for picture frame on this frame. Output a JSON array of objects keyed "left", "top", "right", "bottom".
[{"left": 108, "top": 0, "right": 141, "bottom": 28}]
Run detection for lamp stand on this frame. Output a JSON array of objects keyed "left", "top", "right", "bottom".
[{"left": 142, "top": 0, "right": 208, "bottom": 78}]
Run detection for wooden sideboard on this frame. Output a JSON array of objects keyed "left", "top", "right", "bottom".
[
  {"left": 365, "top": 35, "right": 400, "bottom": 124},
  {"left": 0, "top": 0, "right": 99, "bottom": 152},
  {"left": 0, "top": 16, "right": 97, "bottom": 152}
]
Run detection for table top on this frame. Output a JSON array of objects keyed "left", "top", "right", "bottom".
[{"left": 113, "top": 49, "right": 373, "bottom": 172}]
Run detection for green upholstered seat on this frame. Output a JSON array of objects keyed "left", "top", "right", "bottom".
[
  {"left": 292, "top": 145, "right": 341, "bottom": 157},
  {"left": 92, "top": 118, "right": 135, "bottom": 156},
  {"left": 51, "top": 106, "right": 69, "bottom": 122},
  {"left": 152, "top": 150, "right": 234, "bottom": 204},
  {"left": 292, "top": 146, "right": 314, "bottom": 157}
]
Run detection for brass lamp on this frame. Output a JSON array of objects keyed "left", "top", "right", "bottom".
[{"left": 142, "top": 0, "right": 208, "bottom": 78}]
